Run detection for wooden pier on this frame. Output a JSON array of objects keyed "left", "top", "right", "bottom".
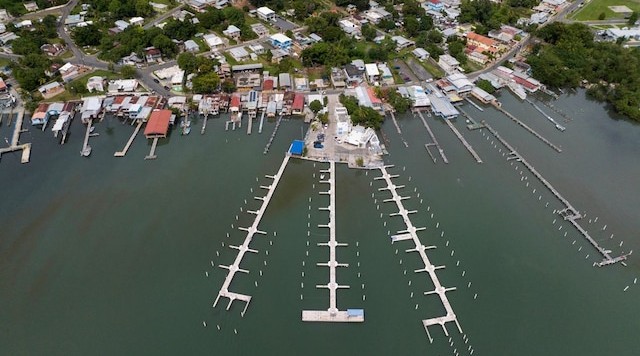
[
  {"left": 247, "top": 114, "right": 253, "bottom": 135},
  {"left": 258, "top": 110, "right": 266, "bottom": 134},
  {"left": 387, "top": 107, "right": 408, "bottom": 148},
  {"left": 525, "top": 98, "right": 565, "bottom": 131},
  {"left": 444, "top": 119, "right": 483, "bottom": 163},
  {"left": 144, "top": 137, "right": 158, "bottom": 160},
  {"left": 201, "top": 113, "right": 209, "bottom": 135},
  {"left": 416, "top": 110, "right": 448, "bottom": 164},
  {"left": 483, "top": 123, "right": 628, "bottom": 266},
  {"left": 0, "top": 108, "right": 31, "bottom": 164},
  {"left": 263, "top": 115, "right": 282, "bottom": 154},
  {"left": 80, "top": 119, "right": 93, "bottom": 157},
  {"left": 464, "top": 97, "right": 484, "bottom": 112},
  {"left": 377, "top": 166, "right": 462, "bottom": 342},
  {"left": 303, "top": 162, "right": 363, "bottom": 322},
  {"left": 213, "top": 154, "right": 291, "bottom": 316},
  {"left": 458, "top": 108, "right": 484, "bottom": 130},
  {"left": 114, "top": 121, "right": 142, "bottom": 157},
  {"left": 493, "top": 103, "right": 562, "bottom": 153}
]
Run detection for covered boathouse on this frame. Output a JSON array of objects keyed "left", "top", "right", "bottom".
[{"left": 143, "top": 109, "right": 173, "bottom": 160}]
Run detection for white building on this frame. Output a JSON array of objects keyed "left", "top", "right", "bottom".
[
  {"left": 129, "top": 17, "right": 144, "bottom": 26},
  {"left": 229, "top": 47, "right": 249, "bottom": 61},
  {"left": 107, "top": 79, "right": 139, "bottom": 93},
  {"left": 86, "top": 76, "right": 104, "bottom": 92},
  {"left": 438, "top": 54, "right": 461, "bottom": 74},
  {"left": 257, "top": 7, "right": 276, "bottom": 21},
  {"left": 203, "top": 33, "right": 224, "bottom": 49},
  {"left": 184, "top": 39, "right": 199, "bottom": 52},
  {"left": 391, "top": 36, "right": 414, "bottom": 51},
  {"left": 413, "top": 48, "right": 430, "bottom": 61},
  {"left": 223, "top": 25, "right": 241, "bottom": 39},
  {"left": 365, "top": 63, "right": 380, "bottom": 83}
]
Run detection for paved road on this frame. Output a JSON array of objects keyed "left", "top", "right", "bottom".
[{"left": 143, "top": 5, "right": 184, "bottom": 30}]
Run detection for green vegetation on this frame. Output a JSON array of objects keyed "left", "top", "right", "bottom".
[
  {"left": 339, "top": 94, "right": 385, "bottom": 130},
  {"left": 476, "top": 79, "right": 496, "bottom": 94},
  {"left": 355, "top": 157, "right": 364, "bottom": 167},
  {"left": 309, "top": 100, "right": 323, "bottom": 114},
  {"left": 378, "top": 88, "right": 412, "bottom": 114},
  {"left": 528, "top": 22, "right": 640, "bottom": 121},
  {"left": 0, "top": 0, "right": 66, "bottom": 16},
  {"left": 10, "top": 54, "right": 54, "bottom": 92},
  {"left": 572, "top": 0, "right": 640, "bottom": 21}
]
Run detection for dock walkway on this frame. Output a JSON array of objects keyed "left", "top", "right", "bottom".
[
  {"left": 0, "top": 109, "right": 31, "bottom": 164},
  {"left": 493, "top": 104, "right": 562, "bottom": 153},
  {"left": 213, "top": 154, "right": 291, "bottom": 316},
  {"left": 525, "top": 98, "right": 565, "bottom": 131},
  {"left": 387, "top": 107, "right": 408, "bottom": 148},
  {"left": 263, "top": 115, "right": 282, "bottom": 154},
  {"left": 377, "top": 166, "right": 462, "bottom": 342},
  {"left": 416, "top": 110, "right": 448, "bottom": 164},
  {"left": 302, "top": 161, "right": 363, "bottom": 322},
  {"left": 444, "top": 119, "right": 482, "bottom": 163},
  {"left": 114, "top": 121, "right": 142, "bottom": 157},
  {"left": 483, "top": 123, "right": 627, "bottom": 266}
]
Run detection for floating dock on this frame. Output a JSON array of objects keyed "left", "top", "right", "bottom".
[
  {"left": 416, "top": 110, "right": 448, "bottom": 164},
  {"left": 144, "top": 137, "right": 158, "bottom": 160},
  {"left": 459, "top": 108, "right": 484, "bottom": 130},
  {"left": 302, "top": 161, "right": 363, "bottom": 323},
  {"left": 114, "top": 121, "right": 143, "bottom": 157},
  {"left": 493, "top": 104, "right": 562, "bottom": 153},
  {"left": 213, "top": 154, "right": 291, "bottom": 316},
  {"left": 483, "top": 123, "right": 628, "bottom": 266},
  {"left": 376, "top": 166, "right": 462, "bottom": 342},
  {"left": 201, "top": 113, "right": 209, "bottom": 135},
  {"left": 444, "top": 119, "right": 482, "bottom": 163}
]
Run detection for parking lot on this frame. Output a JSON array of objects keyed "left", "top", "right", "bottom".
[
  {"left": 272, "top": 16, "right": 298, "bottom": 32},
  {"left": 392, "top": 59, "right": 419, "bottom": 84},
  {"left": 406, "top": 58, "right": 433, "bottom": 82}
]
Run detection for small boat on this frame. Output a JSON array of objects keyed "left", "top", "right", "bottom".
[
  {"left": 81, "top": 145, "right": 92, "bottom": 157},
  {"left": 320, "top": 174, "right": 325, "bottom": 179}
]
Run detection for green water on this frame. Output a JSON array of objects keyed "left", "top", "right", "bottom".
[{"left": 1, "top": 90, "right": 639, "bottom": 355}]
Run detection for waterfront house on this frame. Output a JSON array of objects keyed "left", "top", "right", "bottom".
[
  {"left": 31, "top": 103, "right": 49, "bottom": 125},
  {"left": 23, "top": 2, "right": 39, "bottom": 12},
  {"left": 144, "top": 110, "right": 172, "bottom": 139},
  {"left": 365, "top": 63, "right": 380, "bottom": 84},
  {"left": 279, "top": 73, "right": 292, "bottom": 90},
  {"left": 291, "top": 93, "right": 305, "bottom": 115},
  {"left": 355, "top": 86, "right": 383, "bottom": 111},
  {"left": 81, "top": 96, "right": 103, "bottom": 123},
  {"left": 270, "top": 33, "right": 292, "bottom": 50},
  {"left": 344, "top": 64, "right": 365, "bottom": 88}
]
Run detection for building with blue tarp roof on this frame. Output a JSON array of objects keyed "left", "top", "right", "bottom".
[{"left": 289, "top": 140, "right": 304, "bottom": 155}]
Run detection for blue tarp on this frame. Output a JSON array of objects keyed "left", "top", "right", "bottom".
[{"left": 290, "top": 140, "right": 304, "bottom": 155}]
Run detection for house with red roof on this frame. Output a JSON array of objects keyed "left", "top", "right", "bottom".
[
  {"left": 292, "top": 93, "right": 305, "bottom": 115},
  {"left": 144, "top": 109, "right": 172, "bottom": 138}
]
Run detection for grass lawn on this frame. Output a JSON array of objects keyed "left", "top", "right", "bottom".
[
  {"left": 44, "top": 90, "right": 79, "bottom": 102},
  {"left": 572, "top": 0, "right": 640, "bottom": 21},
  {"left": 422, "top": 58, "right": 445, "bottom": 78},
  {"left": 72, "top": 69, "right": 122, "bottom": 88}
]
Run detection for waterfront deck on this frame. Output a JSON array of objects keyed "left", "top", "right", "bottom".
[
  {"left": 483, "top": 123, "right": 628, "bottom": 266},
  {"left": 378, "top": 166, "right": 462, "bottom": 342},
  {"left": 213, "top": 154, "right": 291, "bottom": 316},
  {"left": 303, "top": 161, "right": 362, "bottom": 322},
  {"left": 416, "top": 110, "right": 448, "bottom": 164},
  {"left": 0, "top": 108, "right": 31, "bottom": 164},
  {"left": 144, "top": 137, "right": 159, "bottom": 160}
]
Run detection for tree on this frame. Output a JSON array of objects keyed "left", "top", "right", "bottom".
[
  {"left": 309, "top": 100, "right": 323, "bottom": 114},
  {"left": 598, "top": 12, "right": 606, "bottom": 20},
  {"left": 73, "top": 25, "right": 102, "bottom": 46},
  {"left": 177, "top": 52, "right": 198, "bottom": 73},
  {"left": 192, "top": 72, "right": 220, "bottom": 93},
  {"left": 476, "top": 79, "right": 496, "bottom": 94},
  {"left": 120, "top": 65, "right": 137, "bottom": 78},
  {"left": 628, "top": 11, "right": 638, "bottom": 26},
  {"left": 362, "top": 24, "right": 377, "bottom": 41},
  {"left": 152, "top": 34, "right": 178, "bottom": 58},
  {"left": 221, "top": 79, "right": 235, "bottom": 93}
]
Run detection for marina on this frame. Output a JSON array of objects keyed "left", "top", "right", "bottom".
[
  {"left": 416, "top": 110, "right": 448, "bottom": 164},
  {"left": 525, "top": 98, "right": 566, "bottom": 131},
  {"left": 492, "top": 103, "right": 562, "bottom": 153},
  {"left": 0, "top": 108, "right": 31, "bottom": 163},
  {"left": 444, "top": 118, "right": 482, "bottom": 164}
]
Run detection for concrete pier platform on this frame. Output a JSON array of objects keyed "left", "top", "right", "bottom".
[
  {"left": 214, "top": 154, "right": 291, "bottom": 316},
  {"left": 115, "top": 121, "right": 142, "bottom": 157},
  {"left": 0, "top": 109, "right": 31, "bottom": 164}
]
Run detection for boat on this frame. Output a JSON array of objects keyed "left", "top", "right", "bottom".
[
  {"left": 181, "top": 119, "right": 191, "bottom": 135},
  {"left": 320, "top": 174, "right": 325, "bottom": 179}
]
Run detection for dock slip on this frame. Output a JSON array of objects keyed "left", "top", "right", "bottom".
[
  {"left": 416, "top": 110, "right": 448, "bottom": 164},
  {"left": 484, "top": 122, "right": 628, "bottom": 267},
  {"left": 458, "top": 108, "right": 484, "bottom": 130},
  {"left": 376, "top": 166, "right": 462, "bottom": 342},
  {"left": 386, "top": 106, "right": 409, "bottom": 148},
  {"left": 213, "top": 154, "right": 291, "bottom": 316},
  {"left": 114, "top": 121, "right": 143, "bottom": 157},
  {"left": 493, "top": 103, "right": 562, "bottom": 153},
  {"left": 0, "top": 109, "right": 31, "bottom": 164},
  {"left": 263, "top": 115, "right": 283, "bottom": 155},
  {"left": 302, "top": 161, "right": 363, "bottom": 323},
  {"left": 525, "top": 98, "right": 565, "bottom": 131},
  {"left": 444, "top": 119, "right": 483, "bottom": 163},
  {"left": 464, "top": 97, "right": 484, "bottom": 111}
]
